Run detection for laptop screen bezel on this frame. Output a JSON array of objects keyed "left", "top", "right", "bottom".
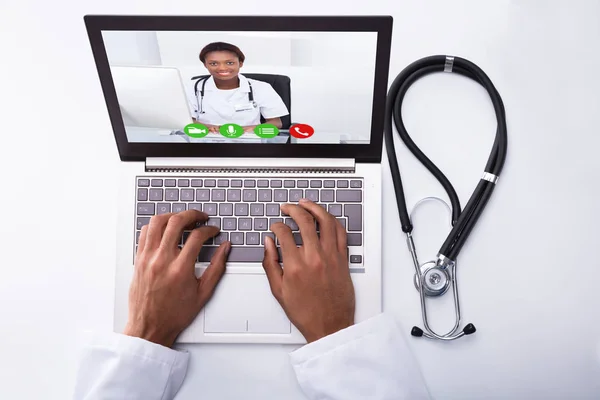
[{"left": 84, "top": 15, "right": 393, "bottom": 163}]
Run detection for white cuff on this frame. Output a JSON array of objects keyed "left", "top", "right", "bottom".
[{"left": 289, "top": 313, "right": 395, "bottom": 365}]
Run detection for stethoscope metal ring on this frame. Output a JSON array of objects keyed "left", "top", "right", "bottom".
[{"left": 413, "top": 261, "right": 451, "bottom": 297}]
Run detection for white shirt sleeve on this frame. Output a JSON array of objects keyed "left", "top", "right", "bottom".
[
  {"left": 289, "top": 313, "right": 432, "bottom": 400},
  {"left": 255, "top": 81, "right": 289, "bottom": 119},
  {"left": 72, "top": 331, "right": 189, "bottom": 400}
]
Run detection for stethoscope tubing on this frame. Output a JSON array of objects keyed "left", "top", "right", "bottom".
[{"left": 385, "top": 55, "right": 507, "bottom": 263}]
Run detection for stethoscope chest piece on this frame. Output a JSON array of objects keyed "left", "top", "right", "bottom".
[{"left": 414, "top": 261, "right": 451, "bottom": 297}]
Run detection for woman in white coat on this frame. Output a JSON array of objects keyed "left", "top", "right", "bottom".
[{"left": 189, "top": 41, "right": 289, "bottom": 133}]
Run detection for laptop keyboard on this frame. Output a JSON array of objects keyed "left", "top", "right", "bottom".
[{"left": 135, "top": 177, "right": 364, "bottom": 268}]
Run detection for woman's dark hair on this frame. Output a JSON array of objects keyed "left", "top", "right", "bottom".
[{"left": 199, "top": 42, "right": 245, "bottom": 63}]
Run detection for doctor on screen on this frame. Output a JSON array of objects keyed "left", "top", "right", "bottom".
[{"left": 189, "top": 42, "right": 289, "bottom": 133}]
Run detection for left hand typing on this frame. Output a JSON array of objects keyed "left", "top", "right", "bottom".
[{"left": 124, "top": 210, "right": 231, "bottom": 347}]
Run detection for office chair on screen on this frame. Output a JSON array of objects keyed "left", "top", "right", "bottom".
[{"left": 190, "top": 73, "right": 293, "bottom": 129}]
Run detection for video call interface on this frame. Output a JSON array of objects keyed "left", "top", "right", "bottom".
[{"left": 102, "top": 30, "right": 378, "bottom": 144}]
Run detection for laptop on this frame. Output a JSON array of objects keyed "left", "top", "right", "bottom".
[{"left": 84, "top": 15, "right": 393, "bottom": 344}]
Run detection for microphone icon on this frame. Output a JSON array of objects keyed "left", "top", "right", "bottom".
[{"left": 228, "top": 125, "right": 235, "bottom": 135}]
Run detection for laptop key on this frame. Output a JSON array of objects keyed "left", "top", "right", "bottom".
[
  {"left": 212, "top": 189, "right": 225, "bottom": 202},
  {"left": 266, "top": 204, "right": 280, "bottom": 216},
  {"left": 196, "top": 189, "right": 210, "bottom": 201},
  {"left": 284, "top": 180, "right": 295, "bottom": 188},
  {"left": 173, "top": 203, "right": 186, "bottom": 213},
  {"left": 149, "top": 189, "right": 163, "bottom": 201},
  {"left": 250, "top": 204, "right": 264, "bottom": 216},
  {"left": 217, "top": 180, "right": 229, "bottom": 187},
  {"left": 329, "top": 204, "right": 342, "bottom": 217},
  {"left": 350, "top": 255, "right": 362, "bottom": 264},
  {"left": 269, "top": 218, "right": 283, "bottom": 227},
  {"left": 157, "top": 203, "right": 171, "bottom": 215},
  {"left": 205, "top": 179, "right": 216, "bottom": 187},
  {"left": 214, "top": 232, "right": 229, "bottom": 245},
  {"left": 138, "top": 179, "right": 150, "bottom": 187},
  {"left": 347, "top": 233, "right": 362, "bottom": 246},
  {"left": 336, "top": 190, "right": 362, "bottom": 202},
  {"left": 324, "top": 180, "right": 335, "bottom": 188},
  {"left": 206, "top": 218, "right": 221, "bottom": 229},
  {"left": 271, "top": 180, "right": 282, "bottom": 188},
  {"left": 137, "top": 217, "right": 151, "bottom": 229},
  {"left": 151, "top": 179, "right": 163, "bottom": 187},
  {"left": 165, "top": 189, "right": 179, "bottom": 201},
  {"left": 137, "top": 203, "right": 155, "bottom": 215},
  {"left": 230, "top": 232, "right": 244, "bottom": 245},
  {"left": 227, "top": 189, "right": 241, "bottom": 202},
  {"left": 261, "top": 232, "right": 275, "bottom": 245},
  {"left": 219, "top": 203, "right": 233, "bottom": 216},
  {"left": 274, "top": 189, "right": 288, "bottom": 202},
  {"left": 231, "top": 179, "right": 243, "bottom": 188},
  {"left": 257, "top": 180, "right": 269, "bottom": 188},
  {"left": 178, "top": 179, "right": 190, "bottom": 187},
  {"left": 204, "top": 204, "right": 217, "bottom": 216},
  {"left": 244, "top": 180, "right": 256, "bottom": 188},
  {"left": 321, "top": 190, "right": 335, "bottom": 202},
  {"left": 254, "top": 218, "right": 268, "bottom": 231},
  {"left": 305, "top": 190, "right": 319, "bottom": 202},
  {"left": 181, "top": 189, "right": 195, "bottom": 201},
  {"left": 223, "top": 218, "right": 237, "bottom": 230},
  {"left": 137, "top": 188, "right": 148, "bottom": 201},
  {"left": 293, "top": 233, "right": 303, "bottom": 245},
  {"left": 297, "top": 180, "right": 309, "bottom": 188},
  {"left": 337, "top": 180, "right": 349, "bottom": 188},
  {"left": 337, "top": 218, "right": 347, "bottom": 230},
  {"left": 258, "top": 189, "right": 272, "bottom": 202},
  {"left": 243, "top": 189, "right": 257, "bottom": 202},
  {"left": 198, "top": 246, "right": 265, "bottom": 262},
  {"left": 246, "top": 232, "right": 260, "bottom": 245},
  {"left": 235, "top": 203, "right": 249, "bottom": 216},
  {"left": 191, "top": 179, "right": 203, "bottom": 187},
  {"left": 285, "top": 218, "right": 299, "bottom": 231},
  {"left": 310, "top": 180, "right": 322, "bottom": 188},
  {"left": 165, "top": 179, "right": 176, "bottom": 187},
  {"left": 350, "top": 180, "right": 362, "bottom": 188},
  {"left": 239, "top": 218, "right": 252, "bottom": 231},
  {"left": 289, "top": 190, "right": 303, "bottom": 202},
  {"left": 344, "top": 204, "right": 362, "bottom": 231},
  {"left": 188, "top": 203, "right": 202, "bottom": 212}
]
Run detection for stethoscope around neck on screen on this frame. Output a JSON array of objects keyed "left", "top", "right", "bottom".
[
  {"left": 193, "top": 75, "right": 257, "bottom": 114},
  {"left": 384, "top": 55, "right": 508, "bottom": 341}
]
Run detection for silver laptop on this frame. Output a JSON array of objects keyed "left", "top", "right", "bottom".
[{"left": 85, "top": 14, "right": 393, "bottom": 344}]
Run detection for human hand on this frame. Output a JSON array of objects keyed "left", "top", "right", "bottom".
[
  {"left": 124, "top": 210, "right": 231, "bottom": 347},
  {"left": 262, "top": 199, "right": 355, "bottom": 343},
  {"left": 207, "top": 125, "right": 220, "bottom": 134}
]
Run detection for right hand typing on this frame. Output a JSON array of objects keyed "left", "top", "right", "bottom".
[{"left": 262, "top": 199, "right": 355, "bottom": 343}]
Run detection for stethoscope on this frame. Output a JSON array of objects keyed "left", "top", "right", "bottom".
[
  {"left": 384, "top": 55, "right": 508, "bottom": 341},
  {"left": 193, "top": 75, "right": 257, "bottom": 114}
]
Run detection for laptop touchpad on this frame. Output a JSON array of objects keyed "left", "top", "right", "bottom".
[{"left": 203, "top": 273, "right": 291, "bottom": 334}]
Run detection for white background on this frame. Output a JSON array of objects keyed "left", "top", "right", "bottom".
[
  {"left": 102, "top": 29, "right": 376, "bottom": 138},
  {"left": 1, "top": 1, "right": 600, "bottom": 399}
]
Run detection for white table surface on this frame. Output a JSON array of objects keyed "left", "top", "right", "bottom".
[{"left": 1, "top": 1, "right": 600, "bottom": 399}]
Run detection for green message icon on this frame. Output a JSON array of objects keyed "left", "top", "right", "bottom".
[
  {"left": 219, "top": 123, "right": 244, "bottom": 139},
  {"left": 183, "top": 123, "right": 210, "bottom": 138},
  {"left": 254, "top": 124, "right": 279, "bottom": 139}
]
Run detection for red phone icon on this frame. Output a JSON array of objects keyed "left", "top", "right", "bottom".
[{"left": 290, "top": 124, "right": 314, "bottom": 139}]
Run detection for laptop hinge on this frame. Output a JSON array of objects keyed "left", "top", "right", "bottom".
[{"left": 145, "top": 157, "right": 355, "bottom": 173}]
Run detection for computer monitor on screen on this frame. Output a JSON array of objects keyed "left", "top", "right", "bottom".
[{"left": 110, "top": 65, "right": 192, "bottom": 131}]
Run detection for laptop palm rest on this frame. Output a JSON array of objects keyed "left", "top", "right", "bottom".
[{"left": 203, "top": 273, "right": 291, "bottom": 334}]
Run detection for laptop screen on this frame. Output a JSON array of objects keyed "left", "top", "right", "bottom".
[{"left": 101, "top": 30, "right": 378, "bottom": 145}]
